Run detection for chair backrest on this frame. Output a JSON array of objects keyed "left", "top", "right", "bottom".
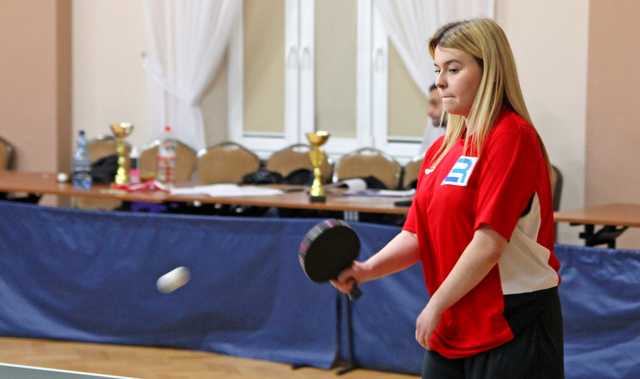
[
  {"left": 87, "top": 135, "right": 131, "bottom": 163},
  {"left": 550, "top": 164, "right": 563, "bottom": 211},
  {"left": 197, "top": 142, "right": 261, "bottom": 184},
  {"left": 139, "top": 139, "right": 197, "bottom": 182},
  {"left": 0, "top": 136, "right": 15, "bottom": 170},
  {"left": 265, "top": 143, "right": 332, "bottom": 182},
  {"left": 334, "top": 147, "right": 402, "bottom": 190},
  {"left": 402, "top": 156, "right": 424, "bottom": 189}
]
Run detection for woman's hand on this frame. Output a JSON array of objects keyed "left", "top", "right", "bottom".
[
  {"left": 415, "top": 301, "right": 444, "bottom": 350},
  {"left": 330, "top": 260, "right": 372, "bottom": 295}
]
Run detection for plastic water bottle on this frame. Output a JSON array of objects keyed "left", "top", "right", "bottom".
[
  {"left": 156, "top": 125, "right": 177, "bottom": 186},
  {"left": 72, "top": 130, "right": 92, "bottom": 190},
  {"left": 129, "top": 147, "right": 141, "bottom": 185}
]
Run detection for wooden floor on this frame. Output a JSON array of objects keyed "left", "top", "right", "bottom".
[{"left": 0, "top": 338, "right": 418, "bottom": 379}]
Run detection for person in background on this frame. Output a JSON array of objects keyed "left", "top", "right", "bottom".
[{"left": 421, "top": 83, "right": 447, "bottom": 152}]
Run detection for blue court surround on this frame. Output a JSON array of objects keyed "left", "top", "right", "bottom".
[{"left": 0, "top": 201, "right": 638, "bottom": 378}]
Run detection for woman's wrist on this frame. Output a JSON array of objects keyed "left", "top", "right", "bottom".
[
  {"left": 426, "top": 292, "right": 447, "bottom": 315},
  {"left": 358, "top": 259, "right": 376, "bottom": 283}
]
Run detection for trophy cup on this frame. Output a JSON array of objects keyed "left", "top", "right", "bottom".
[
  {"left": 110, "top": 122, "right": 134, "bottom": 185},
  {"left": 306, "top": 131, "right": 330, "bottom": 203}
]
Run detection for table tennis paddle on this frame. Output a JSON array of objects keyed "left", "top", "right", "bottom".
[{"left": 298, "top": 219, "right": 362, "bottom": 300}]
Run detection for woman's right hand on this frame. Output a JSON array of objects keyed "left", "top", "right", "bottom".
[{"left": 330, "top": 260, "right": 372, "bottom": 294}]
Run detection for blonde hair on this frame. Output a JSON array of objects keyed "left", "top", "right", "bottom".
[{"left": 428, "top": 18, "right": 550, "bottom": 168}]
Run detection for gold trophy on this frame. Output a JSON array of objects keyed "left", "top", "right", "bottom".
[
  {"left": 306, "top": 131, "right": 330, "bottom": 203},
  {"left": 110, "top": 122, "right": 134, "bottom": 185}
]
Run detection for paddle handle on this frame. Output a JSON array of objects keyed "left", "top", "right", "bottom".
[{"left": 348, "top": 283, "right": 362, "bottom": 301}]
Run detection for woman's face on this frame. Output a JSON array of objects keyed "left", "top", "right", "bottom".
[{"left": 433, "top": 46, "right": 483, "bottom": 116}]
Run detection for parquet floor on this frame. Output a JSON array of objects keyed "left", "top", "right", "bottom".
[{"left": 0, "top": 338, "right": 418, "bottom": 379}]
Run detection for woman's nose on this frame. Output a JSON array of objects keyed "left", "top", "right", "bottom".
[{"left": 436, "top": 73, "right": 446, "bottom": 89}]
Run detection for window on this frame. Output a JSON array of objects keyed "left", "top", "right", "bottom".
[{"left": 228, "top": 0, "right": 425, "bottom": 162}]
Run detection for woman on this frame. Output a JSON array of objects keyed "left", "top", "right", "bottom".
[{"left": 332, "top": 19, "right": 564, "bottom": 379}]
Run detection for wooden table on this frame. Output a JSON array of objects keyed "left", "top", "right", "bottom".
[
  {"left": 554, "top": 203, "right": 640, "bottom": 248},
  {"left": 0, "top": 172, "right": 167, "bottom": 203},
  {"left": 0, "top": 171, "right": 409, "bottom": 216}
]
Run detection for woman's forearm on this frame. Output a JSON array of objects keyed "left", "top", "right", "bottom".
[
  {"left": 427, "top": 227, "right": 506, "bottom": 312},
  {"left": 363, "top": 230, "right": 421, "bottom": 282}
]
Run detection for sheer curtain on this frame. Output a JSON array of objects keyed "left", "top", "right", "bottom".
[
  {"left": 143, "top": 0, "right": 241, "bottom": 150},
  {"left": 373, "top": 0, "right": 494, "bottom": 96}
]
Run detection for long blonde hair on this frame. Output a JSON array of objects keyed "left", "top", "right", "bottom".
[{"left": 428, "top": 18, "right": 550, "bottom": 168}]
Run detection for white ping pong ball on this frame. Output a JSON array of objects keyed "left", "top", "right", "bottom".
[
  {"left": 157, "top": 266, "right": 191, "bottom": 294},
  {"left": 57, "top": 172, "right": 69, "bottom": 183}
]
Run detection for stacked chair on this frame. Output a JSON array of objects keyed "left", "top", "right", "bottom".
[
  {"left": 402, "top": 156, "right": 424, "bottom": 190},
  {"left": 0, "top": 136, "right": 39, "bottom": 203},
  {"left": 266, "top": 144, "right": 332, "bottom": 185},
  {"left": 266, "top": 143, "right": 333, "bottom": 218},
  {"left": 334, "top": 147, "right": 403, "bottom": 224},
  {"left": 0, "top": 136, "right": 15, "bottom": 171},
  {"left": 197, "top": 142, "right": 260, "bottom": 184},
  {"left": 550, "top": 164, "right": 563, "bottom": 212},
  {"left": 139, "top": 139, "right": 197, "bottom": 183},
  {"left": 191, "top": 142, "right": 263, "bottom": 216},
  {"left": 334, "top": 147, "right": 402, "bottom": 190}
]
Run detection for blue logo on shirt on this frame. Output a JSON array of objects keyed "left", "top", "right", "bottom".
[{"left": 442, "top": 156, "right": 478, "bottom": 186}]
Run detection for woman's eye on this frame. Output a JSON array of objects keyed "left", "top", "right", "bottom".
[
  {"left": 448, "top": 68, "right": 459, "bottom": 73},
  {"left": 434, "top": 69, "right": 441, "bottom": 74}
]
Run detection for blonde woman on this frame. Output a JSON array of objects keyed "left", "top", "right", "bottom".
[{"left": 332, "top": 19, "right": 564, "bottom": 379}]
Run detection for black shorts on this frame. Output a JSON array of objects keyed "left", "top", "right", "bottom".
[{"left": 421, "top": 287, "right": 564, "bottom": 379}]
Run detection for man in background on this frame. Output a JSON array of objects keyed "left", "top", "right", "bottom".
[{"left": 420, "top": 83, "right": 447, "bottom": 153}]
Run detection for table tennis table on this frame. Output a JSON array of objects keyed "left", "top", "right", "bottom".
[{"left": 0, "top": 363, "right": 137, "bottom": 379}]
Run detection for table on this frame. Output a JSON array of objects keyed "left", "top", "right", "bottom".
[
  {"left": 554, "top": 203, "right": 640, "bottom": 248},
  {"left": 0, "top": 362, "right": 136, "bottom": 378},
  {"left": 0, "top": 171, "right": 409, "bottom": 216}
]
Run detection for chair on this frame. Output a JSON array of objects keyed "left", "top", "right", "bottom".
[
  {"left": 402, "top": 156, "right": 424, "bottom": 189},
  {"left": 0, "top": 137, "right": 40, "bottom": 203},
  {"left": 334, "top": 147, "right": 402, "bottom": 190},
  {"left": 550, "top": 164, "right": 563, "bottom": 212},
  {"left": 191, "top": 142, "right": 263, "bottom": 217},
  {"left": 197, "top": 142, "right": 261, "bottom": 184},
  {"left": 87, "top": 135, "right": 131, "bottom": 163},
  {"left": 265, "top": 144, "right": 332, "bottom": 183},
  {"left": 264, "top": 144, "right": 333, "bottom": 219},
  {"left": 0, "top": 136, "right": 15, "bottom": 171},
  {"left": 139, "top": 139, "right": 198, "bottom": 183}
]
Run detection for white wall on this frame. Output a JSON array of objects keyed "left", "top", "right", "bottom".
[
  {"left": 496, "top": 0, "right": 589, "bottom": 244},
  {"left": 72, "top": 0, "right": 148, "bottom": 148}
]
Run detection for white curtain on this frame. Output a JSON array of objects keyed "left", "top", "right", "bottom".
[
  {"left": 373, "top": 0, "right": 494, "bottom": 97},
  {"left": 143, "top": 0, "right": 241, "bottom": 150}
]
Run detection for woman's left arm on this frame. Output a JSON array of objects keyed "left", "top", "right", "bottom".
[{"left": 415, "top": 226, "right": 507, "bottom": 349}]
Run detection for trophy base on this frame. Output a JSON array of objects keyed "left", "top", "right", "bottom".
[{"left": 309, "top": 195, "right": 326, "bottom": 203}]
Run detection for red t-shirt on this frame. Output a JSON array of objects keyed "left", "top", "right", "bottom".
[{"left": 404, "top": 108, "right": 560, "bottom": 358}]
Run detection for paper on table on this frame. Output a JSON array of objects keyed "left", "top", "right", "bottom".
[
  {"left": 325, "top": 178, "right": 368, "bottom": 195},
  {"left": 342, "top": 188, "right": 415, "bottom": 197},
  {"left": 326, "top": 178, "right": 415, "bottom": 197},
  {"left": 170, "top": 184, "right": 284, "bottom": 197},
  {"left": 326, "top": 178, "right": 367, "bottom": 191},
  {"left": 375, "top": 189, "right": 416, "bottom": 197}
]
